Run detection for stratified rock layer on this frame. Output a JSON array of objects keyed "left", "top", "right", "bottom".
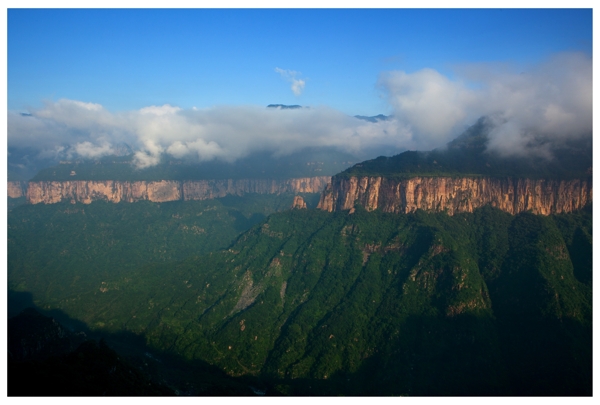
[
  {"left": 317, "top": 176, "right": 592, "bottom": 216},
  {"left": 23, "top": 177, "right": 330, "bottom": 205}
]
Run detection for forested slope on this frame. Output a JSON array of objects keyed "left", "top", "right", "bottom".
[
  {"left": 8, "top": 202, "right": 592, "bottom": 395},
  {"left": 7, "top": 193, "right": 319, "bottom": 313}
]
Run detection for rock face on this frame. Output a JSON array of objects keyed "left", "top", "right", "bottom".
[
  {"left": 22, "top": 176, "right": 330, "bottom": 205},
  {"left": 7, "top": 181, "right": 26, "bottom": 198},
  {"left": 317, "top": 176, "right": 592, "bottom": 216},
  {"left": 291, "top": 195, "right": 307, "bottom": 209},
  {"left": 26, "top": 180, "right": 182, "bottom": 204}
]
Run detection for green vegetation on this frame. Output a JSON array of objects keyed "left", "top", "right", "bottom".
[
  {"left": 7, "top": 193, "right": 318, "bottom": 308},
  {"left": 7, "top": 196, "right": 27, "bottom": 211},
  {"left": 7, "top": 201, "right": 592, "bottom": 395}
]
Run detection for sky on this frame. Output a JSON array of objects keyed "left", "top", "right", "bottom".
[{"left": 6, "top": 6, "right": 594, "bottom": 169}]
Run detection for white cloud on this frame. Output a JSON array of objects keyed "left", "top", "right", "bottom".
[
  {"left": 8, "top": 100, "right": 407, "bottom": 168},
  {"left": 379, "top": 52, "right": 592, "bottom": 156},
  {"left": 72, "top": 141, "right": 115, "bottom": 159},
  {"left": 275, "top": 67, "right": 306, "bottom": 96},
  {"left": 379, "top": 68, "right": 478, "bottom": 148},
  {"left": 133, "top": 151, "right": 161, "bottom": 169},
  {"left": 291, "top": 79, "right": 306, "bottom": 96}
]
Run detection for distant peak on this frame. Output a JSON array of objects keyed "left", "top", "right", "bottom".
[
  {"left": 354, "top": 114, "right": 390, "bottom": 123},
  {"left": 267, "top": 104, "right": 304, "bottom": 110}
]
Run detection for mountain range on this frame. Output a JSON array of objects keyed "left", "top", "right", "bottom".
[{"left": 7, "top": 116, "right": 592, "bottom": 396}]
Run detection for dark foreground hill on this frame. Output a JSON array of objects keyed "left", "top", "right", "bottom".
[
  {"left": 8, "top": 308, "right": 174, "bottom": 396},
  {"left": 8, "top": 202, "right": 592, "bottom": 395}
]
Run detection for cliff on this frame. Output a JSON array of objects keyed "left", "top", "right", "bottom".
[
  {"left": 22, "top": 176, "right": 330, "bottom": 205},
  {"left": 317, "top": 176, "right": 592, "bottom": 216},
  {"left": 14, "top": 174, "right": 593, "bottom": 215},
  {"left": 7, "top": 181, "right": 26, "bottom": 198},
  {"left": 291, "top": 195, "right": 307, "bottom": 209}
]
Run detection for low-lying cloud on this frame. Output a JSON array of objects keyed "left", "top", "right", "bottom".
[
  {"left": 8, "top": 101, "right": 411, "bottom": 169},
  {"left": 8, "top": 52, "right": 591, "bottom": 170}
]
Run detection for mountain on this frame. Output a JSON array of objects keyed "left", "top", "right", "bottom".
[
  {"left": 6, "top": 116, "right": 593, "bottom": 395},
  {"left": 319, "top": 117, "right": 592, "bottom": 216},
  {"left": 341, "top": 117, "right": 592, "bottom": 180},
  {"left": 267, "top": 104, "right": 304, "bottom": 109},
  {"left": 354, "top": 114, "right": 390, "bottom": 123}
]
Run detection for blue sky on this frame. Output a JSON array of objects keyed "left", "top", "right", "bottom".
[
  {"left": 8, "top": 8, "right": 592, "bottom": 115},
  {"left": 6, "top": 7, "right": 594, "bottom": 169}
]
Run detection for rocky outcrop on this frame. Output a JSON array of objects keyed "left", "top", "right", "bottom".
[
  {"left": 7, "top": 181, "right": 26, "bottom": 198},
  {"left": 291, "top": 196, "right": 307, "bottom": 209},
  {"left": 21, "top": 176, "right": 330, "bottom": 205},
  {"left": 26, "top": 180, "right": 182, "bottom": 204},
  {"left": 317, "top": 176, "right": 592, "bottom": 216}
]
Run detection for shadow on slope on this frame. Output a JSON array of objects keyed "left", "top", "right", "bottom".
[{"left": 7, "top": 292, "right": 266, "bottom": 396}]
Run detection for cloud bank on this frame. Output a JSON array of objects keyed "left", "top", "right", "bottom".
[
  {"left": 379, "top": 52, "right": 592, "bottom": 157},
  {"left": 8, "top": 52, "right": 591, "bottom": 171},
  {"left": 8, "top": 101, "right": 410, "bottom": 169}
]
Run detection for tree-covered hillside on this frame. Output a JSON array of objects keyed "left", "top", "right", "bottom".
[
  {"left": 7, "top": 193, "right": 319, "bottom": 313},
  {"left": 8, "top": 202, "right": 592, "bottom": 395}
]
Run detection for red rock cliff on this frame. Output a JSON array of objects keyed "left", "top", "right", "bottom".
[
  {"left": 7, "top": 181, "right": 26, "bottom": 198},
  {"left": 317, "top": 176, "right": 592, "bottom": 215},
  {"left": 22, "top": 176, "right": 331, "bottom": 205}
]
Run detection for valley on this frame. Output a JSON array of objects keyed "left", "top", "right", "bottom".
[
  {"left": 7, "top": 201, "right": 593, "bottom": 395},
  {"left": 7, "top": 8, "right": 593, "bottom": 398}
]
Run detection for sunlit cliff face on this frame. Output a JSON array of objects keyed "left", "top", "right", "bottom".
[
  {"left": 23, "top": 177, "right": 331, "bottom": 205},
  {"left": 318, "top": 176, "right": 592, "bottom": 216}
]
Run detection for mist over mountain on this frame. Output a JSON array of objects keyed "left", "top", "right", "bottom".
[
  {"left": 7, "top": 103, "right": 410, "bottom": 178},
  {"left": 26, "top": 147, "right": 357, "bottom": 183},
  {"left": 342, "top": 116, "right": 592, "bottom": 180}
]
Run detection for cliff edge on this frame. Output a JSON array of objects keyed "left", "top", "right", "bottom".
[
  {"left": 317, "top": 175, "right": 591, "bottom": 215},
  {"left": 21, "top": 177, "right": 331, "bottom": 205}
]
